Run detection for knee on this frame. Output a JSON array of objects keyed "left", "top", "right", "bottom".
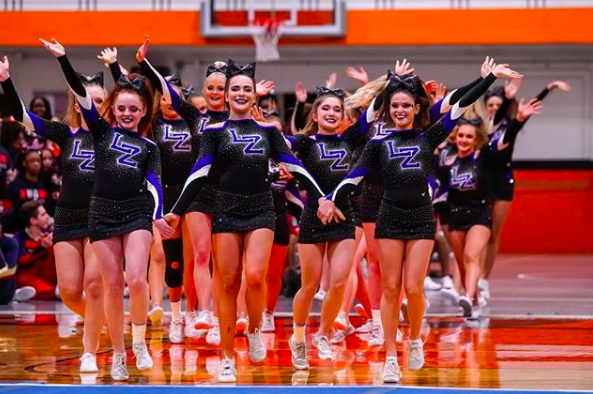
[
  {"left": 382, "top": 284, "right": 400, "bottom": 302},
  {"left": 330, "top": 278, "right": 347, "bottom": 293},
  {"left": 193, "top": 243, "right": 210, "bottom": 265},
  {"left": 464, "top": 251, "right": 481, "bottom": 265},
  {"left": 84, "top": 277, "right": 103, "bottom": 300},
  {"left": 103, "top": 278, "right": 124, "bottom": 296},
  {"left": 126, "top": 275, "right": 148, "bottom": 294},
  {"left": 218, "top": 276, "right": 240, "bottom": 295},
  {"left": 405, "top": 281, "right": 424, "bottom": 299},
  {"left": 58, "top": 283, "right": 84, "bottom": 302},
  {"left": 245, "top": 270, "right": 265, "bottom": 289}
]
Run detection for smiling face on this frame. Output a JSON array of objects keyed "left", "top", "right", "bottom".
[
  {"left": 112, "top": 91, "right": 147, "bottom": 131},
  {"left": 486, "top": 95, "right": 502, "bottom": 118},
  {"left": 389, "top": 91, "right": 420, "bottom": 130},
  {"left": 313, "top": 96, "right": 343, "bottom": 133},
  {"left": 455, "top": 124, "right": 478, "bottom": 156},
  {"left": 226, "top": 75, "right": 256, "bottom": 117},
  {"left": 204, "top": 73, "right": 226, "bottom": 111}
]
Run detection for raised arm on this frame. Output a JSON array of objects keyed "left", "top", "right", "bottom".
[
  {"left": 0, "top": 57, "right": 70, "bottom": 142},
  {"left": 97, "top": 47, "right": 124, "bottom": 82},
  {"left": 426, "top": 64, "right": 523, "bottom": 150}
]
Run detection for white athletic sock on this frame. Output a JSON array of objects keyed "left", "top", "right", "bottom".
[
  {"left": 372, "top": 309, "right": 382, "bottom": 327},
  {"left": 170, "top": 301, "right": 183, "bottom": 320},
  {"left": 293, "top": 323, "right": 306, "bottom": 343},
  {"left": 132, "top": 323, "right": 146, "bottom": 345}
]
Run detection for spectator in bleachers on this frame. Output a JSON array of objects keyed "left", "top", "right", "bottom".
[
  {"left": 0, "top": 228, "right": 22, "bottom": 304},
  {"left": 13, "top": 200, "right": 56, "bottom": 300},
  {"left": 1, "top": 121, "right": 27, "bottom": 167},
  {"left": 41, "top": 148, "right": 60, "bottom": 216},
  {"left": 28, "top": 96, "right": 53, "bottom": 120},
  {"left": 2, "top": 150, "right": 49, "bottom": 233}
]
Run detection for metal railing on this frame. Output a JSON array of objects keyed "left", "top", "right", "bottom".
[{"left": 3, "top": 0, "right": 592, "bottom": 11}]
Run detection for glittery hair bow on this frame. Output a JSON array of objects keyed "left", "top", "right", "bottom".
[
  {"left": 225, "top": 59, "right": 256, "bottom": 80},
  {"left": 76, "top": 71, "right": 104, "bottom": 88},
  {"left": 458, "top": 116, "right": 483, "bottom": 127},
  {"left": 115, "top": 74, "right": 147, "bottom": 95},
  {"left": 387, "top": 70, "right": 420, "bottom": 94},
  {"left": 206, "top": 63, "right": 228, "bottom": 77},
  {"left": 316, "top": 85, "right": 346, "bottom": 101},
  {"left": 166, "top": 72, "right": 183, "bottom": 87}
]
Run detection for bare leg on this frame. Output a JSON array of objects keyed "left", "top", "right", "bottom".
[
  {"left": 82, "top": 238, "right": 104, "bottom": 354},
  {"left": 403, "top": 240, "right": 434, "bottom": 340},
  {"left": 483, "top": 200, "right": 512, "bottom": 279},
  {"left": 54, "top": 240, "right": 86, "bottom": 316}
]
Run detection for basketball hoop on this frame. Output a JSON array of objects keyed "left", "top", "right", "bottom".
[{"left": 252, "top": 18, "right": 282, "bottom": 63}]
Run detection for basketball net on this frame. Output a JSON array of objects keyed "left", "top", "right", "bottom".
[{"left": 252, "top": 18, "right": 282, "bottom": 63}]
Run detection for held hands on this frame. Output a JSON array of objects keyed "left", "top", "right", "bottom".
[
  {"left": 294, "top": 82, "right": 307, "bottom": 103},
  {"left": 316, "top": 197, "right": 346, "bottom": 225},
  {"left": 492, "top": 64, "right": 523, "bottom": 80},
  {"left": 517, "top": 98, "right": 542, "bottom": 122},
  {"left": 345, "top": 66, "right": 369, "bottom": 86},
  {"left": 256, "top": 80, "right": 275, "bottom": 97},
  {"left": 0, "top": 56, "right": 10, "bottom": 82},
  {"left": 97, "top": 47, "right": 118, "bottom": 67},
  {"left": 394, "top": 59, "right": 415, "bottom": 76},
  {"left": 39, "top": 38, "right": 66, "bottom": 57},
  {"left": 480, "top": 56, "right": 495, "bottom": 78},
  {"left": 547, "top": 80, "right": 572, "bottom": 92},
  {"left": 136, "top": 36, "right": 150, "bottom": 63},
  {"left": 163, "top": 212, "right": 180, "bottom": 233}
]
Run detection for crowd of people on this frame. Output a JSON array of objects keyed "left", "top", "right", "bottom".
[{"left": 0, "top": 36, "right": 570, "bottom": 383}]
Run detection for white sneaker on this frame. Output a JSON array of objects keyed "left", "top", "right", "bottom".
[
  {"left": 382, "top": 356, "right": 402, "bottom": 383},
  {"left": 333, "top": 311, "right": 348, "bottom": 331},
  {"left": 288, "top": 335, "right": 309, "bottom": 370},
  {"left": 132, "top": 342, "right": 153, "bottom": 370},
  {"left": 407, "top": 338, "right": 424, "bottom": 370},
  {"left": 355, "top": 320, "right": 373, "bottom": 333},
  {"left": 354, "top": 303, "right": 370, "bottom": 319},
  {"left": 184, "top": 312, "right": 200, "bottom": 338},
  {"left": 111, "top": 352, "right": 129, "bottom": 381},
  {"left": 261, "top": 312, "right": 275, "bottom": 333},
  {"left": 441, "top": 287, "right": 460, "bottom": 305},
  {"left": 206, "top": 319, "right": 221, "bottom": 346},
  {"left": 80, "top": 353, "right": 98, "bottom": 373},
  {"left": 330, "top": 324, "right": 354, "bottom": 344},
  {"left": 368, "top": 325, "right": 385, "bottom": 347},
  {"left": 441, "top": 275, "right": 454, "bottom": 289},
  {"left": 248, "top": 328, "right": 267, "bottom": 363},
  {"left": 313, "top": 289, "right": 326, "bottom": 302},
  {"left": 218, "top": 357, "right": 236, "bottom": 383},
  {"left": 194, "top": 309, "right": 212, "bottom": 331},
  {"left": 478, "top": 278, "right": 490, "bottom": 300},
  {"left": 148, "top": 306, "right": 164, "bottom": 326},
  {"left": 424, "top": 276, "right": 442, "bottom": 291},
  {"left": 236, "top": 316, "right": 248, "bottom": 337},
  {"left": 478, "top": 295, "right": 488, "bottom": 308},
  {"left": 13, "top": 286, "right": 36, "bottom": 302},
  {"left": 459, "top": 295, "right": 472, "bottom": 318},
  {"left": 312, "top": 334, "right": 334, "bottom": 360},
  {"left": 468, "top": 305, "right": 482, "bottom": 320},
  {"left": 169, "top": 318, "right": 184, "bottom": 344}
]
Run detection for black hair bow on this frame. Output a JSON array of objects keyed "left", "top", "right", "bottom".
[
  {"left": 458, "top": 117, "right": 483, "bottom": 127},
  {"left": 225, "top": 59, "right": 256, "bottom": 80},
  {"left": 116, "top": 74, "right": 147, "bottom": 95},
  {"left": 76, "top": 71, "right": 104, "bottom": 88},
  {"left": 316, "top": 85, "right": 346, "bottom": 101},
  {"left": 182, "top": 85, "right": 195, "bottom": 99},
  {"left": 206, "top": 63, "right": 228, "bottom": 77},
  {"left": 387, "top": 70, "right": 420, "bottom": 94},
  {"left": 167, "top": 73, "right": 183, "bottom": 88}
]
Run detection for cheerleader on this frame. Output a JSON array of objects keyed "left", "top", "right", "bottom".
[
  {"left": 0, "top": 56, "right": 105, "bottom": 373},
  {"left": 41, "top": 38, "right": 173, "bottom": 381},
  {"left": 318, "top": 61, "right": 521, "bottom": 382},
  {"left": 165, "top": 59, "right": 325, "bottom": 383}
]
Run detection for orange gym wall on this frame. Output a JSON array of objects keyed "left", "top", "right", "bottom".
[
  {"left": 501, "top": 170, "right": 593, "bottom": 254},
  {"left": 1, "top": 8, "right": 593, "bottom": 46}
]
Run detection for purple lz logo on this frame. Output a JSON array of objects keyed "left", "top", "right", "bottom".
[
  {"left": 110, "top": 133, "right": 141, "bottom": 168},
  {"left": 229, "top": 129, "right": 263, "bottom": 155},
  {"left": 387, "top": 142, "right": 420, "bottom": 169},
  {"left": 71, "top": 139, "right": 95, "bottom": 171},
  {"left": 163, "top": 125, "right": 191, "bottom": 152},
  {"left": 450, "top": 166, "right": 476, "bottom": 190},
  {"left": 375, "top": 122, "right": 391, "bottom": 137},
  {"left": 198, "top": 118, "right": 209, "bottom": 134},
  {"left": 318, "top": 143, "right": 349, "bottom": 171}
]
